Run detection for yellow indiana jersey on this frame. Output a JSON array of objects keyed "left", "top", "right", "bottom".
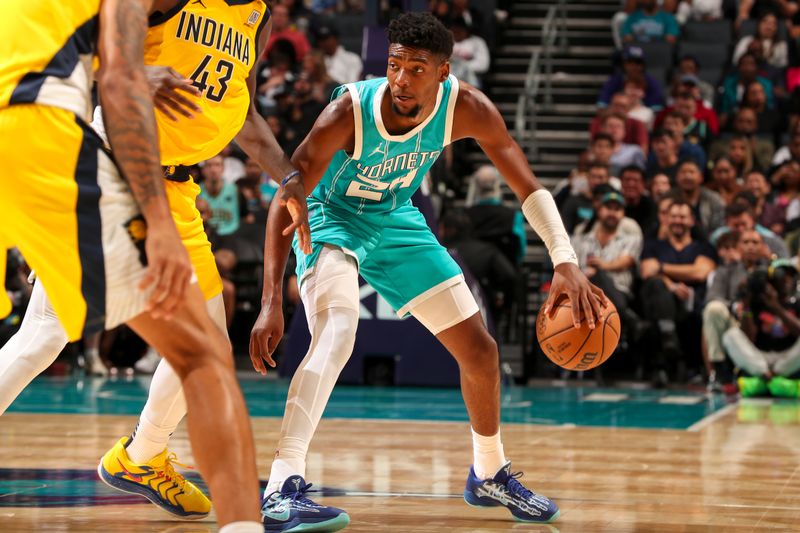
[
  {"left": 0, "top": 0, "right": 98, "bottom": 121},
  {"left": 145, "top": 0, "right": 269, "bottom": 166}
]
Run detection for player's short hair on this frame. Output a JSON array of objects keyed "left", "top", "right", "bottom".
[{"left": 386, "top": 12, "right": 454, "bottom": 59}]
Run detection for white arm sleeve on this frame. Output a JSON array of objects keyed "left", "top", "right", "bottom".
[{"left": 521, "top": 189, "right": 579, "bottom": 267}]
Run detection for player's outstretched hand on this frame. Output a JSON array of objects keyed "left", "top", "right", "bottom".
[
  {"left": 145, "top": 65, "right": 202, "bottom": 121},
  {"left": 544, "top": 262, "right": 608, "bottom": 330},
  {"left": 138, "top": 222, "right": 193, "bottom": 320},
  {"left": 279, "top": 178, "right": 312, "bottom": 255},
  {"left": 249, "top": 303, "right": 282, "bottom": 376}
]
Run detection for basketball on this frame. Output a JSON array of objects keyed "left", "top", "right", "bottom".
[{"left": 536, "top": 298, "right": 620, "bottom": 371}]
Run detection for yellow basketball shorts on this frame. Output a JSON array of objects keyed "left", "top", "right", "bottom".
[
  {"left": 0, "top": 105, "right": 152, "bottom": 341},
  {"left": 164, "top": 179, "right": 222, "bottom": 301}
]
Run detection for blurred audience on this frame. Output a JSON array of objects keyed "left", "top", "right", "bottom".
[
  {"left": 315, "top": 25, "right": 362, "bottom": 84},
  {"left": 200, "top": 155, "right": 240, "bottom": 236},
  {"left": 622, "top": 0, "right": 680, "bottom": 44}
]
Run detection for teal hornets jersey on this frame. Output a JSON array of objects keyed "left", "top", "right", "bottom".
[{"left": 310, "top": 75, "right": 460, "bottom": 215}]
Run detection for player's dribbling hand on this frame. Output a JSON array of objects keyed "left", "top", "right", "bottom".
[
  {"left": 279, "top": 178, "right": 312, "bottom": 255},
  {"left": 145, "top": 66, "right": 202, "bottom": 121},
  {"left": 543, "top": 262, "right": 607, "bottom": 330},
  {"left": 249, "top": 303, "right": 282, "bottom": 375},
  {"left": 139, "top": 223, "right": 193, "bottom": 320}
]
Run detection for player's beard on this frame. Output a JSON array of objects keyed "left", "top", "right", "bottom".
[{"left": 392, "top": 102, "right": 421, "bottom": 117}]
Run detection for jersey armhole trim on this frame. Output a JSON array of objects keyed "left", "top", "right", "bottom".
[
  {"left": 346, "top": 84, "right": 363, "bottom": 160},
  {"left": 254, "top": 6, "right": 271, "bottom": 59},
  {"left": 148, "top": 0, "right": 190, "bottom": 28},
  {"left": 443, "top": 75, "right": 460, "bottom": 146}
]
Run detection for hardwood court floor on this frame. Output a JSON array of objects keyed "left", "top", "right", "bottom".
[{"left": 2, "top": 400, "right": 800, "bottom": 532}]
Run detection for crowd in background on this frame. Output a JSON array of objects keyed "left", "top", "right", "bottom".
[
  {"left": 7, "top": 0, "right": 797, "bottom": 396},
  {"left": 552, "top": 0, "right": 800, "bottom": 393},
  {"left": 2, "top": 0, "right": 517, "bottom": 377}
]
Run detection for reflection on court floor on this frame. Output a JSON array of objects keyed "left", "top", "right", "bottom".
[{"left": 2, "top": 377, "right": 800, "bottom": 532}]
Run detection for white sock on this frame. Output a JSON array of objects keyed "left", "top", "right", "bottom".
[
  {"left": 219, "top": 521, "right": 263, "bottom": 533},
  {"left": 125, "top": 359, "right": 186, "bottom": 463},
  {"left": 471, "top": 428, "right": 506, "bottom": 480},
  {"left": 125, "top": 295, "right": 227, "bottom": 463},
  {"left": 266, "top": 457, "right": 305, "bottom": 496},
  {"left": 265, "top": 307, "right": 356, "bottom": 497}
]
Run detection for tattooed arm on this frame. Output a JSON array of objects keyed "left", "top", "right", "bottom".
[{"left": 96, "top": 0, "right": 192, "bottom": 318}]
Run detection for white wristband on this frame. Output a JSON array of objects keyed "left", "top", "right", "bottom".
[{"left": 521, "top": 189, "right": 578, "bottom": 267}]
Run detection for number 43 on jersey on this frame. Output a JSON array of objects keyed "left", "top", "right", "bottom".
[{"left": 190, "top": 54, "right": 233, "bottom": 102}]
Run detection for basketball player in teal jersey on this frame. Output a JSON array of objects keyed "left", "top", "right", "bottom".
[{"left": 251, "top": 12, "right": 607, "bottom": 531}]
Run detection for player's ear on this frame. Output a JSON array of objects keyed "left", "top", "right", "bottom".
[{"left": 439, "top": 59, "right": 450, "bottom": 82}]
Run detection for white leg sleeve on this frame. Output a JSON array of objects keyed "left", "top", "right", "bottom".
[
  {"left": 408, "top": 279, "right": 479, "bottom": 335},
  {"left": 0, "top": 280, "right": 68, "bottom": 415},
  {"left": 773, "top": 337, "right": 800, "bottom": 377},
  {"left": 268, "top": 246, "right": 359, "bottom": 494},
  {"left": 125, "top": 293, "right": 227, "bottom": 463},
  {"left": 722, "top": 327, "right": 771, "bottom": 377}
]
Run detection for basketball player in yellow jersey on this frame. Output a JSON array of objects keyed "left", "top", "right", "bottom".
[
  {"left": 0, "top": 1, "right": 265, "bottom": 532},
  {"left": 0, "top": 0, "right": 308, "bottom": 523}
]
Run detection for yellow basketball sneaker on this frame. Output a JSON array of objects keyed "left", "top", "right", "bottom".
[{"left": 98, "top": 437, "right": 211, "bottom": 519}]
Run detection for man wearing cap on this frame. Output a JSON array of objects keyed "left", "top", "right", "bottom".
[
  {"left": 621, "top": 0, "right": 680, "bottom": 44},
  {"left": 572, "top": 190, "right": 643, "bottom": 312},
  {"left": 672, "top": 55, "right": 715, "bottom": 106},
  {"left": 316, "top": 25, "right": 363, "bottom": 85},
  {"left": 598, "top": 46, "right": 666, "bottom": 111}
]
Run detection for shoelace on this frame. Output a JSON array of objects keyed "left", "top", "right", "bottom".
[
  {"left": 506, "top": 471, "right": 537, "bottom": 501},
  {"left": 264, "top": 481, "right": 321, "bottom": 508},
  {"left": 158, "top": 452, "right": 191, "bottom": 491}
]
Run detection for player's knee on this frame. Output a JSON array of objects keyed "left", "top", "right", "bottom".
[
  {"left": 309, "top": 307, "right": 358, "bottom": 369},
  {"left": 26, "top": 327, "right": 68, "bottom": 364},
  {"left": 163, "top": 324, "right": 233, "bottom": 379}
]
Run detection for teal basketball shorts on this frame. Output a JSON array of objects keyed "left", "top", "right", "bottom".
[{"left": 293, "top": 200, "right": 463, "bottom": 316}]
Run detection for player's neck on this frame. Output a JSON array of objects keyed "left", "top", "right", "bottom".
[{"left": 380, "top": 89, "right": 435, "bottom": 136}]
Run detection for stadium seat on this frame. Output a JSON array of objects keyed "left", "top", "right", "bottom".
[
  {"left": 638, "top": 41, "right": 674, "bottom": 69},
  {"left": 678, "top": 42, "right": 730, "bottom": 72},
  {"left": 682, "top": 20, "right": 733, "bottom": 45},
  {"left": 646, "top": 66, "right": 669, "bottom": 88},
  {"left": 738, "top": 18, "right": 789, "bottom": 41},
  {"left": 697, "top": 67, "right": 724, "bottom": 86}
]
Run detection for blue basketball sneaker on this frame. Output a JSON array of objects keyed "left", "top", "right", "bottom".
[
  {"left": 261, "top": 475, "right": 350, "bottom": 532},
  {"left": 464, "top": 462, "right": 560, "bottom": 523}
]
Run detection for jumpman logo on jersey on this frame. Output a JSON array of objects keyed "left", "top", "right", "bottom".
[
  {"left": 192, "top": 0, "right": 206, "bottom": 8},
  {"left": 370, "top": 144, "right": 386, "bottom": 157}
]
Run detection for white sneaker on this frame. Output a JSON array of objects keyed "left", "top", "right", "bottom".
[
  {"left": 134, "top": 346, "right": 160, "bottom": 374},
  {"left": 86, "top": 352, "right": 108, "bottom": 377}
]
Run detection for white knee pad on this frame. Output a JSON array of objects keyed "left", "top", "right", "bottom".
[
  {"left": 408, "top": 279, "right": 480, "bottom": 335},
  {"left": 299, "top": 246, "right": 360, "bottom": 371},
  {"left": 300, "top": 246, "right": 360, "bottom": 318}
]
